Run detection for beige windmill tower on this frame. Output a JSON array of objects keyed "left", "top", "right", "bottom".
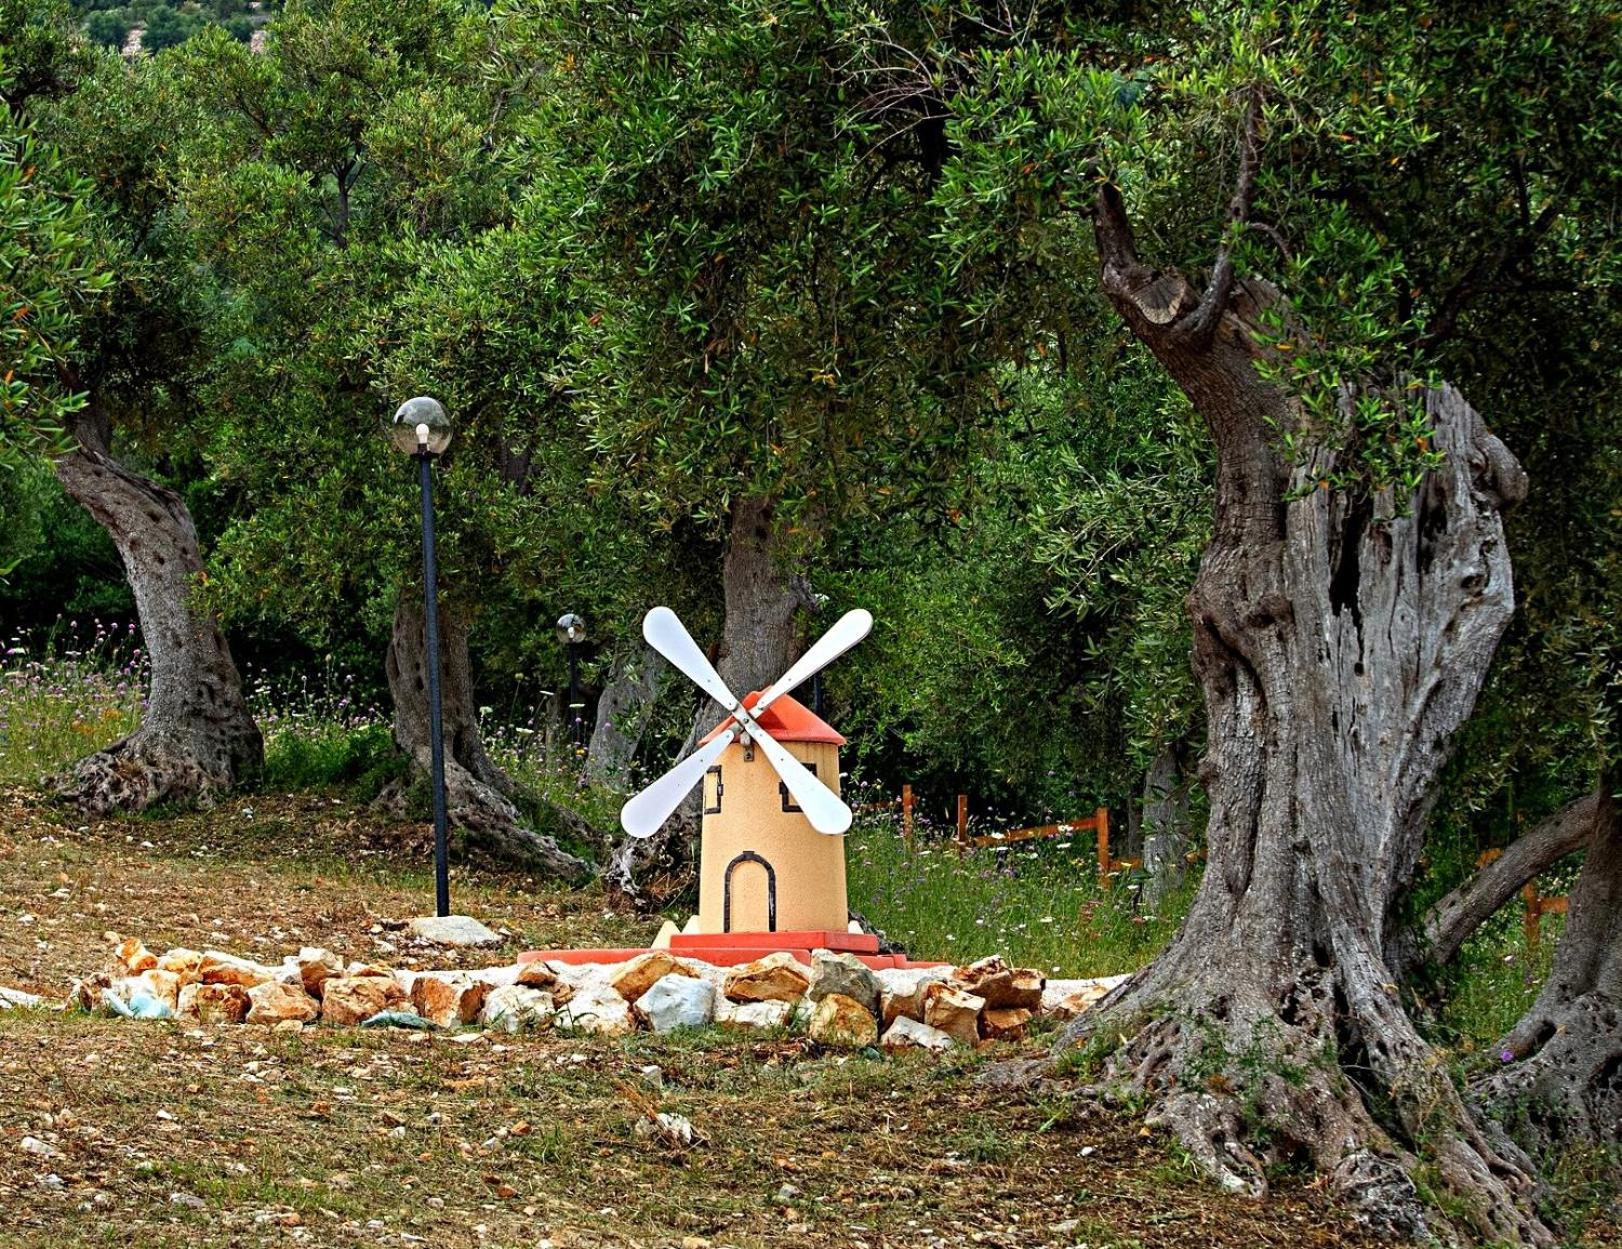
[
  {"left": 621, "top": 606, "right": 882, "bottom": 961},
  {"left": 692, "top": 691, "right": 848, "bottom": 935}
]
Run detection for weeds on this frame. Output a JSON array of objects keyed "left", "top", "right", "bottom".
[{"left": 0, "top": 619, "right": 144, "bottom": 784}]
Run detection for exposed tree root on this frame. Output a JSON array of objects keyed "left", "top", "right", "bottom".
[
  {"left": 51, "top": 731, "right": 236, "bottom": 815},
  {"left": 376, "top": 748, "right": 592, "bottom": 884},
  {"left": 1049, "top": 965, "right": 1554, "bottom": 1246}
]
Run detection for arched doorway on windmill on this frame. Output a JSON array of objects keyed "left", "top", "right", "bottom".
[{"left": 722, "top": 851, "right": 777, "bottom": 933}]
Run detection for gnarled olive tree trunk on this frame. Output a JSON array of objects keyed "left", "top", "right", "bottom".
[
  {"left": 1047, "top": 185, "right": 1550, "bottom": 1245},
  {"left": 586, "top": 639, "right": 666, "bottom": 784},
  {"left": 1480, "top": 783, "right": 1621, "bottom": 1160},
  {"left": 382, "top": 598, "right": 589, "bottom": 882},
  {"left": 1138, "top": 742, "right": 1195, "bottom": 909},
  {"left": 604, "top": 495, "right": 809, "bottom": 901},
  {"left": 50, "top": 410, "right": 262, "bottom": 813}
]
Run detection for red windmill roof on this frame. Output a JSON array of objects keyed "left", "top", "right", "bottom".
[{"left": 701, "top": 691, "right": 846, "bottom": 746}]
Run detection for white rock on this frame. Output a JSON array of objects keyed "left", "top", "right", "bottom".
[
  {"left": 716, "top": 998, "right": 793, "bottom": 1032},
  {"left": 406, "top": 915, "right": 503, "bottom": 948},
  {"left": 480, "top": 985, "right": 555, "bottom": 1033},
  {"left": 635, "top": 974, "right": 715, "bottom": 1033},
  {"left": 554, "top": 984, "right": 635, "bottom": 1036},
  {"left": 880, "top": 1016, "right": 956, "bottom": 1052},
  {"left": 471, "top": 964, "right": 520, "bottom": 990},
  {"left": 19, "top": 1136, "right": 63, "bottom": 1160},
  {"left": 1041, "top": 974, "right": 1128, "bottom": 1019}
]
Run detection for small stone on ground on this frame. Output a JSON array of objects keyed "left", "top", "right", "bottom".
[{"left": 406, "top": 915, "right": 503, "bottom": 948}]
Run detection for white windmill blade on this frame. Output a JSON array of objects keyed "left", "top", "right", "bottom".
[
  {"left": 620, "top": 729, "right": 735, "bottom": 839},
  {"left": 751, "top": 727, "right": 852, "bottom": 835},
  {"left": 753, "top": 609, "right": 873, "bottom": 717},
  {"left": 642, "top": 606, "right": 741, "bottom": 714}
]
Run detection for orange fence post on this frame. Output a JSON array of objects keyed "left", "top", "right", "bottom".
[
  {"left": 901, "top": 783, "right": 914, "bottom": 848},
  {"left": 1523, "top": 882, "right": 1542, "bottom": 955},
  {"left": 956, "top": 794, "right": 969, "bottom": 855}
]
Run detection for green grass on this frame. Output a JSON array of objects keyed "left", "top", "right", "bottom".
[
  {"left": 1434, "top": 904, "right": 1563, "bottom": 1057},
  {"left": 844, "top": 808, "right": 1194, "bottom": 975},
  {"left": 0, "top": 621, "right": 143, "bottom": 784}
]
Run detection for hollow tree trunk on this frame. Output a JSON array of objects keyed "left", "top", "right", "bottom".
[
  {"left": 1139, "top": 741, "right": 1194, "bottom": 909},
  {"left": 1413, "top": 790, "right": 1600, "bottom": 971},
  {"left": 1047, "top": 185, "right": 1549, "bottom": 1244},
  {"left": 383, "top": 599, "right": 589, "bottom": 882},
  {"left": 604, "top": 495, "right": 809, "bottom": 902},
  {"left": 586, "top": 639, "right": 666, "bottom": 783},
  {"left": 49, "top": 411, "right": 262, "bottom": 813},
  {"left": 1479, "top": 783, "right": 1621, "bottom": 1159}
]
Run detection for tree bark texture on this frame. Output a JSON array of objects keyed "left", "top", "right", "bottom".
[
  {"left": 1139, "top": 742, "right": 1195, "bottom": 909},
  {"left": 604, "top": 495, "right": 810, "bottom": 902},
  {"left": 1417, "top": 790, "right": 1600, "bottom": 971},
  {"left": 382, "top": 599, "right": 590, "bottom": 883},
  {"left": 1480, "top": 785, "right": 1621, "bottom": 1160},
  {"left": 586, "top": 639, "right": 666, "bottom": 783},
  {"left": 1051, "top": 183, "right": 1550, "bottom": 1245},
  {"left": 50, "top": 416, "right": 262, "bottom": 813}
]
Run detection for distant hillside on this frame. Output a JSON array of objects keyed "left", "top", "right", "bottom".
[{"left": 72, "top": 0, "right": 279, "bottom": 55}]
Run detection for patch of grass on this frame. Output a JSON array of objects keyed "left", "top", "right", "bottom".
[
  {"left": 1433, "top": 904, "right": 1562, "bottom": 1058},
  {"left": 0, "top": 621, "right": 144, "bottom": 784},
  {"left": 953, "top": 1124, "right": 1014, "bottom": 1163},
  {"left": 262, "top": 719, "right": 403, "bottom": 794},
  {"left": 843, "top": 805, "right": 1194, "bottom": 975}
]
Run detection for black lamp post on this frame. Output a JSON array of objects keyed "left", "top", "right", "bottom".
[
  {"left": 391, "top": 397, "right": 453, "bottom": 918},
  {"left": 556, "top": 613, "right": 587, "bottom": 747}
]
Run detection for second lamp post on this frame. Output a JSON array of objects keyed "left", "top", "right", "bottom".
[
  {"left": 557, "top": 613, "right": 587, "bottom": 747},
  {"left": 391, "top": 397, "right": 453, "bottom": 918}
]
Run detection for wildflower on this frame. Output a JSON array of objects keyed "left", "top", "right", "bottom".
[{"left": 1499, "top": 1049, "right": 1515, "bottom": 1064}]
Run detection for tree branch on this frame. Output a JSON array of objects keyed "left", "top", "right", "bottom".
[
  {"left": 1414, "top": 199, "right": 1563, "bottom": 353},
  {"left": 1179, "top": 86, "right": 1265, "bottom": 346},
  {"left": 1421, "top": 790, "right": 1601, "bottom": 968}
]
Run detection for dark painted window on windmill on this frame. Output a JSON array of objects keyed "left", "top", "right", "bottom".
[
  {"left": 704, "top": 766, "right": 723, "bottom": 814},
  {"left": 779, "top": 762, "right": 818, "bottom": 812}
]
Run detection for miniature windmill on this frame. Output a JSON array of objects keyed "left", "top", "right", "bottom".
[{"left": 622, "top": 606, "right": 871, "bottom": 938}]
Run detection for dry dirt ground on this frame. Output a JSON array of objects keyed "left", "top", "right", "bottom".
[{"left": 0, "top": 788, "right": 1426, "bottom": 1248}]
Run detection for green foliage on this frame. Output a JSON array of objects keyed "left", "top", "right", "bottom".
[
  {"left": 844, "top": 804, "right": 1191, "bottom": 975},
  {"left": 261, "top": 719, "right": 398, "bottom": 793},
  {"left": 0, "top": 28, "right": 111, "bottom": 469}
]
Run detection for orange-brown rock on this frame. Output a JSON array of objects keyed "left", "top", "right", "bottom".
[
  {"left": 178, "top": 982, "right": 251, "bottom": 1024},
  {"left": 411, "top": 974, "right": 487, "bottom": 1029},
  {"left": 876, "top": 967, "right": 951, "bottom": 1027},
  {"left": 113, "top": 938, "right": 157, "bottom": 976},
  {"left": 979, "top": 1006, "right": 1033, "bottom": 1042},
  {"left": 320, "top": 975, "right": 403, "bottom": 1026},
  {"left": 516, "top": 961, "right": 572, "bottom": 1005},
  {"left": 951, "top": 956, "right": 1044, "bottom": 1010},
  {"left": 246, "top": 981, "right": 319, "bottom": 1026},
  {"left": 609, "top": 952, "right": 697, "bottom": 1004},
  {"left": 515, "top": 960, "right": 559, "bottom": 991},
  {"left": 122, "top": 968, "right": 182, "bottom": 1013},
  {"left": 722, "top": 952, "right": 811, "bottom": 1005},
  {"left": 295, "top": 948, "right": 343, "bottom": 999},
  {"left": 199, "top": 951, "right": 275, "bottom": 988},
  {"left": 156, "top": 948, "right": 204, "bottom": 980},
  {"left": 807, "top": 993, "right": 878, "bottom": 1049},
  {"left": 922, "top": 982, "right": 985, "bottom": 1046}
]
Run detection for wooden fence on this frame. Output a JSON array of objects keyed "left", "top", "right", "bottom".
[
  {"left": 1476, "top": 848, "right": 1569, "bottom": 953},
  {"left": 857, "top": 787, "right": 1134, "bottom": 886}
]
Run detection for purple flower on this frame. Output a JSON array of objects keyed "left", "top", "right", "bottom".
[{"left": 1499, "top": 1049, "right": 1515, "bottom": 1064}]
